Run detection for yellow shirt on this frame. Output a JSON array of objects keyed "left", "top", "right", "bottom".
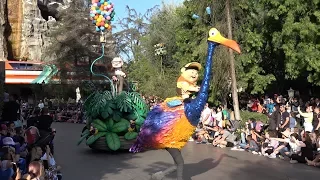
[{"left": 298, "top": 108, "right": 313, "bottom": 124}]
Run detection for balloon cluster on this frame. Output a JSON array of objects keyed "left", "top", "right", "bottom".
[{"left": 89, "top": 0, "right": 115, "bottom": 32}]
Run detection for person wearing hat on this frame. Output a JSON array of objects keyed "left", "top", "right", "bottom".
[{"left": 176, "top": 62, "right": 201, "bottom": 99}]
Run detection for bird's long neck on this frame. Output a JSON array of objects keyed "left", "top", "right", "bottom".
[{"left": 185, "top": 42, "right": 217, "bottom": 126}]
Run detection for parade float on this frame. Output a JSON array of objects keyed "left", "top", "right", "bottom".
[{"left": 77, "top": 0, "right": 149, "bottom": 151}]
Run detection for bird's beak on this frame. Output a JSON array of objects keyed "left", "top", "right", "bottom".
[{"left": 208, "top": 34, "right": 241, "bottom": 54}]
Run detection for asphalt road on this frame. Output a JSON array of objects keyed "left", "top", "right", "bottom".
[{"left": 53, "top": 122, "right": 320, "bottom": 180}]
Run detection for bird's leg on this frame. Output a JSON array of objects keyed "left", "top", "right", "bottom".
[
  {"left": 150, "top": 148, "right": 184, "bottom": 180},
  {"left": 167, "top": 148, "right": 184, "bottom": 180}
]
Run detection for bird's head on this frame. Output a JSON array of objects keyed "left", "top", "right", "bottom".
[{"left": 207, "top": 28, "right": 241, "bottom": 53}]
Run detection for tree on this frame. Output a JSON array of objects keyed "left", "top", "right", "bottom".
[
  {"left": 233, "top": 0, "right": 320, "bottom": 94},
  {"left": 114, "top": 5, "right": 159, "bottom": 61},
  {"left": 43, "top": 0, "right": 116, "bottom": 84}
]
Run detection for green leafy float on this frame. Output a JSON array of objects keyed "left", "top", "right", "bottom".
[{"left": 77, "top": 91, "right": 149, "bottom": 151}]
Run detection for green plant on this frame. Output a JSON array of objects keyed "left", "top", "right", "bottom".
[
  {"left": 239, "top": 110, "right": 269, "bottom": 129},
  {"left": 78, "top": 90, "right": 149, "bottom": 151}
]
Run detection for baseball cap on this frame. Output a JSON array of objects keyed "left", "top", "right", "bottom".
[
  {"left": 2, "top": 137, "right": 16, "bottom": 146},
  {"left": 0, "top": 124, "right": 7, "bottom": 130}
]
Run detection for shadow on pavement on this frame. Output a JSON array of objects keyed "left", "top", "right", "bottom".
[{"left": 143, "top": 154, "right": 236, "bottom": 180}]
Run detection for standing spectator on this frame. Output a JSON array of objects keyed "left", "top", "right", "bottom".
[
  {"left": 289, "top": 112, "right": 297, "bottom": 132},
  {"left": 201, "top": 103, "right": 212, "bottom": 127},
  {"left": 1, "top": 94, "right": 20, "bottom": 123},
  {"left": 313, "top": 106, "right": 320, "bottom": 131},
  {"left": 38, "top": 100, "right": 44, "bottom": 109},
  {"left": 298, "top": 106, "right": 313, "bottom": 132},
  {"left": 266, "top": 99, "right": 275, "bottom": 115},
  {"left": 212, "top": 106, "right": 222, "bottom": 128},
  {"left": 268, "top": 105, "right": 280, "bottom": 132},
  {"left": 279, "top": 104, "right": 290, "bottom": 132}
]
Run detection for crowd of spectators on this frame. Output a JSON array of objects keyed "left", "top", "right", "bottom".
[
  {"left": 0, "top": 93, "right": 62, "bottom": 180},
  {"left": 192, "top": 95, "right": 320, "bottom": 168}
]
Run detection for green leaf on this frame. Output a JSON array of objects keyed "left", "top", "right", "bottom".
[
  {"left": 136, "top": 125, "right": 141, "bottom": 132},
  {"left": 77, "top": 133, "right": 89, "bottom": 145},
  {"left": 86, "top": 132, "right": 107, "bottom": 145},
  {"left": 81, "top": 129, "right": 90, "bottom": 136},
  {"left": 105, "top": 132, "right": 121, "bottom": 151},
  {"left": 113, "top": 112, "right": 122, "bottom": 122},
  {"left": 106, "top": 119, "right": 114, "bottom": 130},
  {"left": 124, "top": 131, "right": 138, "bottom": 140},
  {"left": 127, "top": 113, "right": 137, "bottom": 120},
  {"left": 136, "top": 116, "right": 145, "bottom": 126},
  {"left": 101, "top": 111, "right": 109, "bottom": 119},
  {"left": 111, "top": 121, "right": 129, "bottom": 133}
]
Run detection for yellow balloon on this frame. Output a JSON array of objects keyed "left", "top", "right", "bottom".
[
  {"left": 91, "top": 6, "right": 95, "bottom": 10},
  {"left": 104, "top": 2, "right": 108, "bottom": 5},
  {"left": 99, "top": 15, "right": 103, "bottom": 19},
  {"left": 97, "top": 18, "right": 102, "bottom": 22},
  {"left": 104, "top": 24, "right": 109, "bottom": 28}
]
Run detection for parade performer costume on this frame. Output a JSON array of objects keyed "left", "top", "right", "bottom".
[
  {"left": 129, "top": 28, "right": 241, "bottom": 180},
  {"left": 176, "top": 62, "right": 201, "bottom": 99}
]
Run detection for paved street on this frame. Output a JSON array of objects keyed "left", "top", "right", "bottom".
[{"left": 53, "top": 123, "right": 320, "bottom": 180}]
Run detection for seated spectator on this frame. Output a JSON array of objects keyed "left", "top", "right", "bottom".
[
  {"left": 231, "top": 135, "right": 259, "bottom": 152},
  {"left": 212, "top": 127, "right": 236, "bottom": 148},
  {"left": 23, "top": 161, "right": 44, "bottom": 180},
  {"left": 260, "top": 131, "right": 279, "bottom": 156},
  {"left": 268, "top": 132, "right": 302, "bottom": 160},
  {"left": 290, "top": 131, "right": 314, "bottom": 164}
]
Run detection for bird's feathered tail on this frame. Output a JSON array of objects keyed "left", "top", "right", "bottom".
[{"left": 129, "top": 139, "right": 143, "bottom": 153}]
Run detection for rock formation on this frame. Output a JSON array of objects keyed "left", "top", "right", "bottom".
[
  {"left": 4, "top": 0, "right": 71, "bottom": 61},
  {"left": 0, "top": 0, "right": 8, "bottom": 61},
  {"left": 0, "top": 0, "right": 116, "bottom": 63}
]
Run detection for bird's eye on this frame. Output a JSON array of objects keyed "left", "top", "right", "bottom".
[{"left": 210, "top": 31, "right": 215, "bottom": 36}]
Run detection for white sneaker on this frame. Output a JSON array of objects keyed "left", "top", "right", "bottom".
[
  {"left": 231, "top": 146, "right": 239, "bottom": 151},
  {"left": 252, "top": 151, "right": 259, "bottom": 155},
  {"left": 290, "top": 160, "right": 298, "bottom": 164},
  {"left": 189, "top": 138, "right": 194, "bottom": 142},
  {"left": 268, "top": 154, "right": 277, "bottom": 159}
]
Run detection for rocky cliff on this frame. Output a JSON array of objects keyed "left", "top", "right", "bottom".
[
  {"left": 0, "top": 0, "right": 116, "bottom": 62},
  {"left": 1, "top": 0, "right": 71, "bottom": 61},
  {"left": 0, "top": 0, "right": 8, "bottom": 61}
]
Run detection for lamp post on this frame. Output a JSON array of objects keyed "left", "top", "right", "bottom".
[
  {"left": 287, "top": 87, "right": 294, "bottom": 98},
  {"left": 154, "top": 43, "right": 167, "bottom": 76}
]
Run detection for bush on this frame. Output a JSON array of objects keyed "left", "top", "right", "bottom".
[{"left": 239, "top": 111, "right": 269, "bottom": 128}]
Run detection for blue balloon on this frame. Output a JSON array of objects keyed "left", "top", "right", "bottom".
[
  {"left": 96, "top": 26, "right": 100, "bottom": 32},
  {"left": 103, "top": 14, "right": 108, "bottom": 18},
  {"left": 100, "top": 27, "right": 105, "bottom": 31},
  {"left": 100, "top": 0, "right": 104, "bottom": 3},
  {"left": 90, "top": 13, "right": 95, "bottom": 17},
  {"left": 105, "top": 12, "right": 111, "bottom": 16},
  {"left": 96, "top": 10, "right": 101, "bottom": 14},
  {"left": 101, "top": 11, "right": 104, "bottom": 15},
  {"left": 192, "top": 14, "right": 200, "bottom": 19},
  {"left": 97, "top": 2, "right": 101, "bottom": 6},
  {"left": 206, "top": 7, "right": 211, "bottom": 15}
]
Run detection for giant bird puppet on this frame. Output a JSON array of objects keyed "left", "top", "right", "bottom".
[{"left": 129, "top": 28, "right": 241, "bottom": 180}]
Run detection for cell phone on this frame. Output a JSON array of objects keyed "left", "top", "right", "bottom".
[
  {"left": 42, "top": 160, "right": 49, "bottom": 170},
  {"left": 11, "top": 162, "right": 17, "bottom": 172}
]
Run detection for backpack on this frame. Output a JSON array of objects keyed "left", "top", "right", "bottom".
[{"left": 255, "top": 121, "right": 264, "bottom": 132}]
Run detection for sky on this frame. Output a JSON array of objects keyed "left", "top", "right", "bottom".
[{"left": 113, "top": 0, "right": 184, "bottom": 30}]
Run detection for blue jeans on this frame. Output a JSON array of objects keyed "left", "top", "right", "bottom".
[
  {"left": 240, "top": 132, "right": 246, "bottom": 144},
  {"left": 279, "top": 147, "right": 289, "bottom": 157}
]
